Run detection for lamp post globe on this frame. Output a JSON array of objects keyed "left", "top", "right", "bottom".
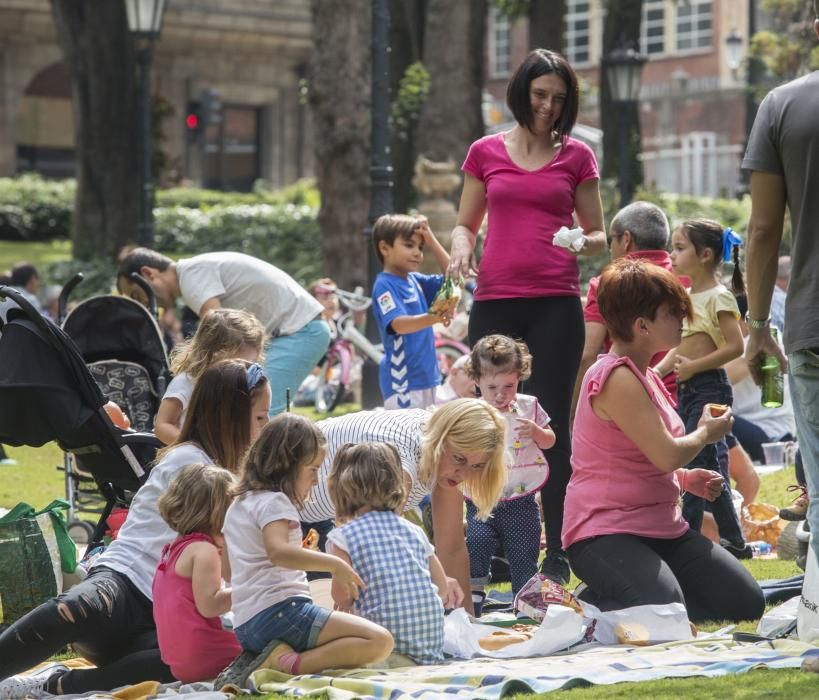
[{"left": 725, "top": 27, "right": 744, "bottom": 77}]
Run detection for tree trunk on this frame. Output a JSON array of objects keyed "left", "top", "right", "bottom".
[
  {"left": 529, "top": 0, "right": 565, "bottom": 52},
  {"left": 415, "top": 0, "right": 487, "bottom": 166},
  {"left": 309, "top": 1, "right": 372, "bottom": 290},
  {"left": 50, "top": 0, "right": 141, "bottom": 261},
  {"left": 600, "top": 0, "right": 644, "bottom": 198},
  {"left": 389, "top": 0, "right": 425, "bottom": 213}
]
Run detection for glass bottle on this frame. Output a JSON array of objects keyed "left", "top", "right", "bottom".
[{"left": 761, "top": 327, "right": 784, "bottom": 408}]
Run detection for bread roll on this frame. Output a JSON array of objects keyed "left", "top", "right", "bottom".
[
  {"left": 478, "top": 628, "right": 534, "bottom": 650},
  {"left": 707, "top": 403, "right": 729, "bottom": 417}
]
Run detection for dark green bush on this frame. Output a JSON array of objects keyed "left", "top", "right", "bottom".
[
  {"left": 153, "top": 202, "right": 321, "bottom": 286},
  {"left": 0, "top": 175, "right": 74, "bottom": 241}
]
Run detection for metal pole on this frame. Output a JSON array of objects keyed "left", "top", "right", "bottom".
[
  {"left": 137, "top": 43, "right": 154, "bottom": 248},
  {"left": 361, "top": 0, "right": 393, "bottom": 410},
  {"left": 738, "top": 0, "right": 759, "bottom": 196},
  {"left": 617, "top": 104, "right": 631, "bottom": 208}
]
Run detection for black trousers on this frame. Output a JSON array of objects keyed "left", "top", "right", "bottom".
[
  {"left": 0, "top": 566, "right": 174, "bottom": 692},
  {"left": 469, "top": 295, "right": 584, "bottom": 554},
  {"left": 567, "top": 529, "right": 765, "bottom": 624}
]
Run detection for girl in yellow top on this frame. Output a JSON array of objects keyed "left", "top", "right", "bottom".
[{"left": 655, "top": 218, "right": 750, "bottom": 557}]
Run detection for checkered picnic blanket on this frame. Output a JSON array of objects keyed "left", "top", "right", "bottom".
[{"left": 250, "top": 636, "right": 819, "bottom": 700}]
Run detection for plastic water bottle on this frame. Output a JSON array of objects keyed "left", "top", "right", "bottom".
[
  {"left": 761, "top": 328, "right": 784, "bottom": 408},
  {"left": 748, "top": 540, "right": 772, "bottom": 556}
]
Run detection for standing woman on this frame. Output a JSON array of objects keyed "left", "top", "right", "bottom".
[{"left": 448, "top": 49, "right": 606, "bottom": 584}]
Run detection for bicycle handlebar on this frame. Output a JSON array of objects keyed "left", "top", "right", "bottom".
[{"left": 334, "top": 287, "right": 372, "bottom": 312}]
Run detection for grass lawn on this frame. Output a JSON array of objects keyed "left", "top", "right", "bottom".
[
  {"left": 0, "top": 239, "right": 72, "bottom": 275},
  {"left": 2, "top": 420, "right": 811, "bottom": 697}
]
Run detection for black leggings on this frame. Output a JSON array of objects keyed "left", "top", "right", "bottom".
[
  {"left": 0, "top": 567, "right": 174, "bottom": 692},
  {"left": 469, "top": 295, "right": 584, "bottom": 553},
  {"left": 567, "top": 529, "right": 765, "bottom": 624}
]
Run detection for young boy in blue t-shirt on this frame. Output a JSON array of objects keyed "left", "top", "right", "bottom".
[{"left": 371, "top": 214, "right": 452, "bottom": 409}]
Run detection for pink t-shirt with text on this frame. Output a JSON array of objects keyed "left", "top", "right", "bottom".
[
  {"left": 562, "top": 353, "right": 688, "bottom": 548},
  {"left": 462, "top": 132, "right": 599, "bottom": 300}
]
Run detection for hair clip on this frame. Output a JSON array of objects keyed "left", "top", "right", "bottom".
[{"left": 722, "top": 227, "right": 743, "bottom": 262}]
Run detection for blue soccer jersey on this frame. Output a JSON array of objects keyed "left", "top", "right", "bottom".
[{"left": 372, "top": 271, "right": 442, "bottom": 405}]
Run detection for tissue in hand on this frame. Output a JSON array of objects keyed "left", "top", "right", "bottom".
[{"left": 552, "top": 226, "right": 585, "bottom": 252}]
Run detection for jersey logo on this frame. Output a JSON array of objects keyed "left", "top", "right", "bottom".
[{"left": 378, "top": 291, "right": 397, "bottom": 314}]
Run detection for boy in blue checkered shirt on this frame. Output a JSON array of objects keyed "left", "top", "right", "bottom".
[{"left": 327, "top": 442, "right": 453, "bottom": 663}]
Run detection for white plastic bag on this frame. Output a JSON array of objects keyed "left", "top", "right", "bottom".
[
  {"left": 552, "top": 226, "right": 585, "bottom": 252},
  {"left": 797, "top": 534, "right": 819, "bottom": 643},
  {"left": 442, "top": 606, "right": 587, "bottom": 659},
  {"left": 757, "top": 596, "right": 799, "bottom": 638},
  {"left": 581, "top": 602, "right": 694, "bottom": 645}
]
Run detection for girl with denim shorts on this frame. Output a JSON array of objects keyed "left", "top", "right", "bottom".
[
  {"left": 654, "top": 219, "right": 750, "bottom": 557},
  {"left": 223, "top": 414, "right": 393, "bottom": 679}
]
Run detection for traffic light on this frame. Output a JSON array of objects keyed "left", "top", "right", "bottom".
[
  {"left": 200, "top": 88, "right": 222, "bottom": 128},
  {"left": 185, "top": 89, "right": 222, "bottom": 144},
  {"left": 185, "top": 102, "right": 202, "bottom": 143}
]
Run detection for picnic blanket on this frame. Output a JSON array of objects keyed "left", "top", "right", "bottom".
[{"left": 249, "top": 636, "right": 819, "bottom": 700}]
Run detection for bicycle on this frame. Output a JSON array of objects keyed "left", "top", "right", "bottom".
[{"left": 313, "top": 287, "right": 384, "bottom": 414}]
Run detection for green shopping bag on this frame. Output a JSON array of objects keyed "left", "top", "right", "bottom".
[{"left": 0, "top": 500, "right": 76, "bottom": 626}]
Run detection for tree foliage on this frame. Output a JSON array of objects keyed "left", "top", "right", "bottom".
[{"left": 750, "top": 0, "right": 819, "bottom": 87}]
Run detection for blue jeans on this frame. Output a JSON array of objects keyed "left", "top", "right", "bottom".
[
  {"left": 677, "top": 370, "right": 745, "bottom": 544},
  {"left": 466, "top": 496, "right": 541, "bottom": 596},
  {"left": 264, "top": 319, "right": 331, "bottom": 416},
  {"left": 788, "top": 350, "right": 819, "bottom": 561},
  {"left": 235, "top": 597, "right": 331, "bottom": 653}
]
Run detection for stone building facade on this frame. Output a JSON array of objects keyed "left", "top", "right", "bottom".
[{"left": 0, "top": 0, "right": 313, "bottom": 190}]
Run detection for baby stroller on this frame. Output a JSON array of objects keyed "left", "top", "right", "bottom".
[
  {"left": 58, "top": 274, "right": 170, "bottom": 539},
  {"left": 0, "top": 284, "right": 161, "bottom": 555}
]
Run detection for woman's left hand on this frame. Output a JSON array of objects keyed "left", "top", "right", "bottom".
[
  {"left": 681, "top": 468, "right": 725, "bottom": 501},
  {"left": 442, "top": 576, "right": 465, "bottom": 609}
]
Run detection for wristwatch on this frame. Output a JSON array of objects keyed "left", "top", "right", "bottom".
[{"left": 746, "top": 315, "right": 771, "bottom": 330}]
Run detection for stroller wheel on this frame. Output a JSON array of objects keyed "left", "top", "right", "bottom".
[{"left": 68, "top": 519, "right": 95, "bottom": 545}]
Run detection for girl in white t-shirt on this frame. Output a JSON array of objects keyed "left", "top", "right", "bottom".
[
  {"left": 156, "top": 309, "right": 266, "bottom": 444},
  {"left": 223, "top": 414, "right": 393, "bottom": 684}
]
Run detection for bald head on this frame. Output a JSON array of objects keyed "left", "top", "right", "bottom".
[{"left": 610, "top": 201, "right": 670, "bottom": 251}]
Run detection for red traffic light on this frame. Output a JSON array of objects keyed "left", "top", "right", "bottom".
[{"left": 185, "top": 113, "right": 199, "bottom": 130}]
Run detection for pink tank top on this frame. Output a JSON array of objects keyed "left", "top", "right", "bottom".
[
  {"left": 152, "top": 533, "right": 241, "bottom": 683},
  {"left": 562, "top": 353, "right": 688, "bottom": 548}
]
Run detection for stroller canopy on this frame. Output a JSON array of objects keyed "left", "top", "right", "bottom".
[
  {"left": 0, "top": 287, "right": 104, "bottom": 447},
  {"left": 63, "top": 295, "right": 170, "bottom": 386}
]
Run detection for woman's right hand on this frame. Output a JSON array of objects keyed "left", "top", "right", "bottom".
[
  {"left": 696, "top": 405, "right": 733, "bottom": 444},
  {"left": 449, "top": 230, "right": 478, "bottom": 280}
]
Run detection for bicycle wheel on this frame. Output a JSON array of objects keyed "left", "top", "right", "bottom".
[{"left": 314, "top": 352, "right": 347, "bottom": 414}]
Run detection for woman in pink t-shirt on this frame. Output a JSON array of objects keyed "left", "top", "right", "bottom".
[
  {"left": 564, "top": 259, "right": 763, "bottom": 623},
  {"left": 448, "top": 49, "right": 606, "bottom": 585}
]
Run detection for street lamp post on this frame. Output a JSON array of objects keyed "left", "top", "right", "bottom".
[
  {"left": 125, "top": 0, "right": 167, "bottom": 249},
  {"left": 361, "top": 0, "right": 394, "bottom": 409},
  {"left": 604, "top": 47, "right": 647, "bottom": 208}
]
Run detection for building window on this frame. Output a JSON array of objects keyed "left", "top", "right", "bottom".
[
  {"left": 488, "top": 7, "right": 511, "bottom": 78},
  {"left": 676, "top": 0, "right": 712, "bottom": 52},
  {"left": 566, "top": 0, "right": 591, "bottom": 65},
  {"left": 204, "top": 105, "right": 260, "bottom": 191},
  {"left": 641, "top": 0, "right": 666, "bottom": 56}
]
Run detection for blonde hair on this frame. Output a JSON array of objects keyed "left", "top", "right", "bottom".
[
  {"left": 170, "top": 308, "right": 266, "bottom": 379},
  {"left": 328, "top": 443, "right": 405, "bottom": 521},
  {"left": 419, "top": 398, "right": 507, "bottom": 519},
  {"left": 466, "top": 334, "right": 532, "bottom": 381},
  {"left": 158, "top": 463, "right": 236, "bottom": 537},
  {"left": 236, "top": 413, "right": 327, "bottom": 508}
]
